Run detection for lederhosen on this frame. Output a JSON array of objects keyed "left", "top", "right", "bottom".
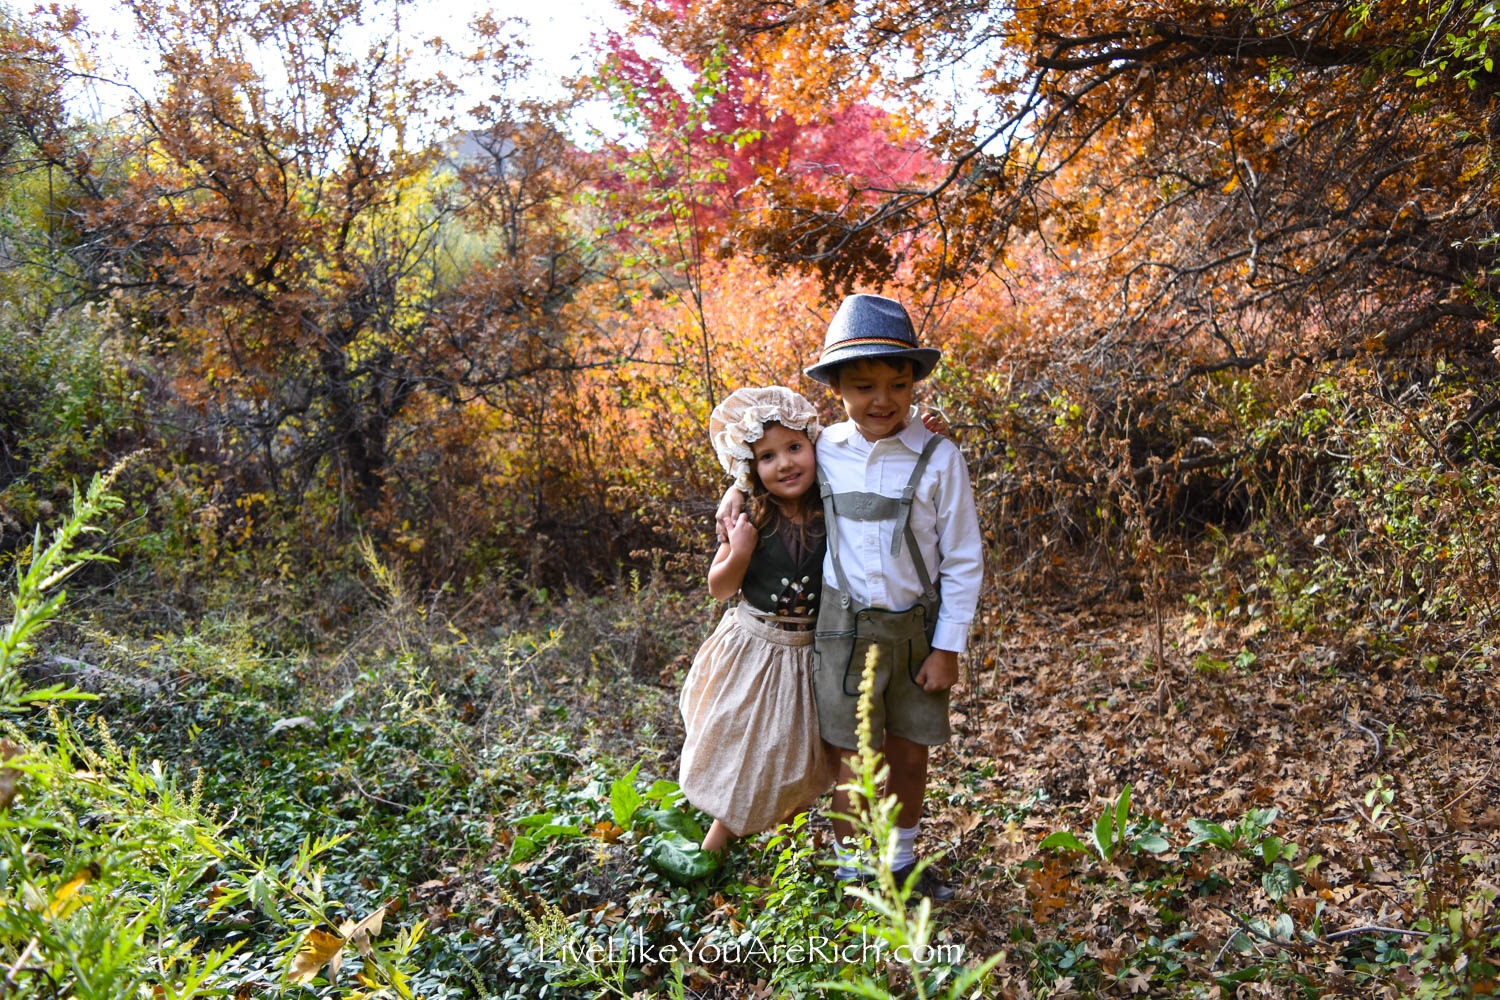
[{"left": 813, "top": 436, "right": 951, "bottom": 751}]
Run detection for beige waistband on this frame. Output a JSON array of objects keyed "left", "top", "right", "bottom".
[{"left": 733, "top": 603, "right": 816, "bottom": 643}]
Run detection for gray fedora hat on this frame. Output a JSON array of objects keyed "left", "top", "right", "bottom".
[{"left": 804, "top": 294, "right": 942, "bottom": 385}]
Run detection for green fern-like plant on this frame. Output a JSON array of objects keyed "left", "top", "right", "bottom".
[
  {"left": 0, "top": 461, "right": 425, "bottom": 997},
  {"left": 0, "top": 460, "right": 131, "bottom": 710}
]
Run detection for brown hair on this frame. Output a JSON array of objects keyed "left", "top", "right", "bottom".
[
  {"left": 827, "top": 355, "right": 916, "bottom": 390},
  {"left": 746, "top": 422, "right": 824, "bottom": 558}
]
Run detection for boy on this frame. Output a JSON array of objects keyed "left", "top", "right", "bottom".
[{"left": 718, "top": 293, "right": 983, "bottom": 899}]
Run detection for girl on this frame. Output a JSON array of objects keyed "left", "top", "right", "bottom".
[{"left": 680, "top": 386, "right": 838, "bottom": 854}]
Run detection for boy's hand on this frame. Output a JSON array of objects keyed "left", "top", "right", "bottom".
[
  {"left": 714, "top": 487, "right": 747, "bottom": 543},
  {"left": 913, "top": 649, "right": 959, "bottom": 693},
  {"left": 725, "top": 512, "right": 757, "bottom": 555}
]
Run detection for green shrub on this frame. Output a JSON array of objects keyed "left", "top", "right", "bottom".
[
  {"left": 0, "top": 463, "right": 424, "bottom": 998},
  {"left": 0, "top": 304, "right": 149, "bottom": 538},
  {"left": 1183, "top": 365, "right": 1500, "bottom": 645}
]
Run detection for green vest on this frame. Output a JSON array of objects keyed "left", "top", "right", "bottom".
[{"left": 741, "top": 524, "right": 826, "bottom": 617}]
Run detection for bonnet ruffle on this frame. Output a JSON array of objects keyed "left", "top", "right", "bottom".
[{"left": 709, "top": 386, "right": 822, "bottom": 495}]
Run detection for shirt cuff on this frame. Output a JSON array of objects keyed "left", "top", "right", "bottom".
[{"left": 931, "top": 621, "right": 970, "bottom": 654}]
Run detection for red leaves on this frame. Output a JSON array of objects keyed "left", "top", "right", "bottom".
[{"left": 1027, "top": 856, "right": 1074, "bottom": 922}]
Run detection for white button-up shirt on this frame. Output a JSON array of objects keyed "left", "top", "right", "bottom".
[{"left": 817, "top": 419, "right": 984, "bottom": 653}]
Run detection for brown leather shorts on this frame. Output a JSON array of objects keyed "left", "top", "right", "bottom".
[{"left": 813, "top": 588, "right": 950, "bottom": 750}]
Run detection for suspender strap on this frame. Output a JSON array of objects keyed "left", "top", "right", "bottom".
[
  {"left": 819, "top": 434, "right": 944, "bottom": 609},
  {"left": 891, "top": 436, "right": 943, "bottom": 558},
  {"left": 818, "top": 467, "right": 854, "bottom": 607},
  {"left": 909, "top": 520, "right": 938, "bottom": 604}
]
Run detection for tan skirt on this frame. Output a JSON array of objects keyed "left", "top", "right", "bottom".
[{"left": 679, "top": 603, "right": 838, "bottom": 837}]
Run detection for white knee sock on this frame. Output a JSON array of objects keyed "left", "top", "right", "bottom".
[
  {"left": 891, "top": 820, "right": 920, "bottom": 871},
  {"left": 833, "top": 838, "right": 868, "bottom": 880}
]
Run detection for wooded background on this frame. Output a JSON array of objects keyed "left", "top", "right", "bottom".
[
  {"left": 2, "top": 1, "right": 1497, "bottom": 996},
  {"left": 6, "top": 0, "right": 1497, "bottom": 612}
]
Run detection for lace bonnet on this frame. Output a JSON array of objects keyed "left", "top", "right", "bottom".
[{"left": 709, "top": 386, "right": 822, "bottom": 495}]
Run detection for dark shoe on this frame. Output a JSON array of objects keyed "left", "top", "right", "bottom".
[{"left": 891, "top": 861, "right": 955, "bottom": 902}]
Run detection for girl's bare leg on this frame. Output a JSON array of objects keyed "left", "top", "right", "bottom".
[{"left": 702, "top": 819, "right": 734, "bottom": 853}]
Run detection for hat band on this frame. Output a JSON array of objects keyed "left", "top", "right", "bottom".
[{"left": 825, "top": 336, "right": 918, "bottom": 351}]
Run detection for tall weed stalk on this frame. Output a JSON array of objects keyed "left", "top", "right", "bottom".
[
  {"left": 0, "top": 460, "right": 129, "bottom": 708},
  {"left": 827, "top": 645, "right": 1003, "bottom": 999}
]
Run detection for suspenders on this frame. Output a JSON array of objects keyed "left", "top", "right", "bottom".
[{"left": 817, "top": 435, "right": 943, "bottom": 613}]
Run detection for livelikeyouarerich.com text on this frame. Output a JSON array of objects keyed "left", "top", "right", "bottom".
[{"left": 539, "top": 928, "right": 966, "bottom": 968}]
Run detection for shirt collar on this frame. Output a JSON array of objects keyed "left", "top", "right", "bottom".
[
  {"left": 824, "top": 420, "right": 861, "bottom": 445},
  {"left": 824, "top": 411, "right": 929, "bottom": 453},
  {"left": 894, "top": 416, "right": 931, "bottom": 452}
]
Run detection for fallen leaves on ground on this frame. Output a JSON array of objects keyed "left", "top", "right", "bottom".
[{"left": 923, "top": 595, "right": 1500, "bottom": 994}]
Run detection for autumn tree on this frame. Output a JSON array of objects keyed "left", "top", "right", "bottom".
[
  {"left": 628, "top": 1, "right": 1499, "bottom": 355},
  {"left": 593, "top": 0, "right": 1500, "bottom": 576},
  {"left": 589, "top": 5, "right": 947, "bottom": 412},
  {"left": 5, "top": 0, "right": 619, "bottom": 521}
]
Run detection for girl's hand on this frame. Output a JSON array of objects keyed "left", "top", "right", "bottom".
[
  {"left": 920, "top": 410, "right": 950, "bottom": 436},
  {"left": 725, "top": 512, "right": 756, "bottom": 554},
  {"left": 714, "top": 487, "right": 747, "bottom": 543}
]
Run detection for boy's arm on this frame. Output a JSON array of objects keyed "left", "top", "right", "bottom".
[
  {"left": 928, "top": 438, "right": 985, "bottom": 654},
  {"left": 912, "top": 441, "right": 981, "bottom": 693}
]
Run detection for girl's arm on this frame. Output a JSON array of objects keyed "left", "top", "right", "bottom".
[{"left": 707, "top": 513, "right": 757, "bottom": 599}]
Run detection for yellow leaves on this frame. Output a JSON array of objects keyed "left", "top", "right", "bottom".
[
  {"left": 47, "top": 863, "right": 99, "bottom": 919},
  {"left": 1458, "top": 150, "right": 1488, "bottom": 184},
  {"left": 10, "top": 862, "right": 102, "bottom": 921},
  {"left": 285, "top": 906, "right": 387, "bottom": 986},
  {"left": 287, "top": 926, "right": 344, "bottom": 985}
]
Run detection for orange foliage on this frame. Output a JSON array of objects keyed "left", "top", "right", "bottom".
[
  {"left": 633, "top": 0, "right": 1499, "bottom": 360},
  {"left": 12, "top": 0, "right": 1500, "bottom": 603}
]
